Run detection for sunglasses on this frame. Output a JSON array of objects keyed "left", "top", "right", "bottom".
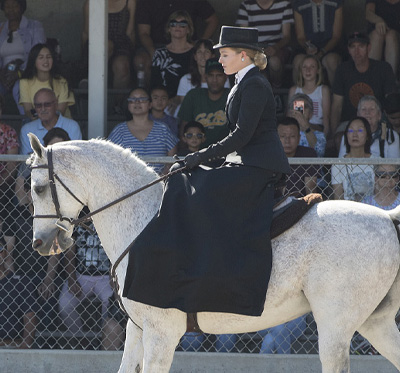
[
  {"left": 184, "top": 133, "right": 204, "bottom": 139},
  {"left": 347, "top": 128, "right": 364, "bottom": 134},
  {"left": 127, "top": 97, "right": 149, "bottom": 103},
  {"left": 34, "top": 101, "right": 56, "bottom": 109},
  {"left": 375, "top": 171, "right": 399, "bottom": 178},
  {"left": 169, "top": 20, "right": 189, "bottom": 28}
]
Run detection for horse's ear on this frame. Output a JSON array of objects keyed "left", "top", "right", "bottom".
[{"left": 28, "top": 133, "right": 45, "bottom": 159}]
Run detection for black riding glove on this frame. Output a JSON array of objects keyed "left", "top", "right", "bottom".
[{"left": 184, "top": 152, "right": 203, "bottom": 169}]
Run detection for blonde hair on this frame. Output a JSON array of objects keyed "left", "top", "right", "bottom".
[
  {"left": 297, "top": 55, "right": 323, "bottom": 87},
  {"left": 165, "top": 10, "right": 194, "bottom": 43},
  {"left": 232, "top": 47, "right": 268, "bottom": 70}
]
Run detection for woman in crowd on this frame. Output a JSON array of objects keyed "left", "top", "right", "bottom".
[
  {"left": 362, "top": 164, "right": 400, "bottom": 210},
  {"left": 108, "top": 87, "right": 178, "bottom": 175},
  {"left": 289, "top": 55, "right": 330, "bottom": 137},
  {"left": 151, "top": 10, "right": 194, "bottom": 116},
  {"left": 331, "top": 116, "right": 377, "bottom": 201},
  {"left": 19, "top": 43, "right": 75, "bottom": 120},
  {"left": 0, "top": 0, "right": 46, "bottom": 110}
]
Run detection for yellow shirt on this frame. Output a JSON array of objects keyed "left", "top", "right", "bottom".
[{"left": 19, "top": 77, "right": 75, "bottom": 118}]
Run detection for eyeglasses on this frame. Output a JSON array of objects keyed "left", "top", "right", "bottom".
[
  {"left": 184, "top": 133, "right": 205, "bottom": 139},
  {"left": 34, "top": 101, "right": 56, "bottom": 109},
  {"left": 375, "top": 171, "right": 399, "bottom": 178},
  {"left": 7, "top": 30, "right": 12, "bottom": 43},
  {"left": 347, "top": 128, "right": 365, "bottom": 134},
  {"left": 169, "top": 19, "right": 189, "bottom": 28},
  {"left": 127, "top": 97, "right": 149, "bottom": 103}
]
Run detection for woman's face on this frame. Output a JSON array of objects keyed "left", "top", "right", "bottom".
[
  {"left": 3, "top": 0, "right": 22, "bottom": 22},
  {"left": 301, "top": 58, "right": 318, "bottom": 82},
  {"left": 35, "top": 48, "right": 53, "bottom": 73},
  {"left": 374, "top": 164, "right": 399, "bottom": 192},
  {"left": 168, "top": 17, "right": 190, "bottom": 40},
  {"left": 127, "top": 89, "right": 151, "bottom": 116},
  {"left": 358, "top": 100, "right": 381, "bottom": 132},
  {"left": 194, "top": 44, "right": 213, "bottom": 68},
  {"left": 218, "top": 48, "right": 243, "bottom": 76},
  {"left": 346, "top": 119, "right": 368, "bottom": 149}
]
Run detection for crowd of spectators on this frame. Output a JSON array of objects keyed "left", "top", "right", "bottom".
[{"left": 0, "top": 0, "right": 399, "bottom": 354}]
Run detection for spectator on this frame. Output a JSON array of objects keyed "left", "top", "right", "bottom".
[
  {"left": 289, "top": 54, "right": 331, "bottom": 137},
  {"left": 101, "top": 294, "right": 127, "bottom": 350},
  {"left": 292, "top": 0, "right": 343, "bottom": 86},
  {"left": 383, "top": 93, "right": 400, "bottom": 134},
  {"left": 362, "top": 164, "right": 400, "bottom": 210},
  {"left": 135, "top": 0, "right": 218, "bottom": 86},
  {"left": 286, "top": 93, "right": 326, "bottom": 157},
  {"left": 43, "top": 127, "right": 71, "bottom": 146},
  {"left": 0, "top": 94, "right": 19, "bottom": 270},
  {"left": 258, "top": 316, "right": 307, "bottom": 354},
  {"left": 19, "top": 88, "right": 82, "bottom": 155},
  {"left": 0, "top": 0, "right": 46, "bottom": 111},
  {"left": 338, "top": 95, "right": 400, "bottom": 159},
  {"left": 58, "top": 217, "right": 114, "bottom": 334},
  {"left": 149, "top": 85, "right": 179, "bottom": 136},
  {"left": 330, "top": 31, "right": 397, "bottom": 141},
  {"left": 19, "top": 43, "right": 75, "bottom": 120},
  {"left": 0, "top": 240, "right": 39, "bottom": 348},
  {"left": 176, "top": 39, "right": 231, "bottom": 106},
  {"left": 278, "top": 117, "right": 318, "bottom": 197},
  {"left": 108, "top": 87, "right": 178, "bottom": 175},
  {"left": 178, "top": 121, "right": 206, "bottom": 156},
  {"left": 236, "top": 0, "right": 294, "bottom": 88},
  {"left": 331, "top": 116, "right": 376, "bottom": 201},
  {"left": 178, "top": 58, "right": 230, "bottom": 148},
  {"left": 82, "top": 0, "right": 136, "bottom": 93},
  {"left": 151, "top": 10, "right": 194, "bottom": 116},
  {"left": 11, "top": 175, "right": 61, "bottom": 331},
  {"left": 366, "top": 0, "right": 400, "bottom": 80}
]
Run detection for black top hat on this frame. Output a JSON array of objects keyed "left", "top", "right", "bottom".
[{"left": 213, "top": 26, "right": 263, "bottom": 53}]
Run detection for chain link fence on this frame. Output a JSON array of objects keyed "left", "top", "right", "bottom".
[{"left": 1, "top": 156, "right": 400, "bottom": 354}]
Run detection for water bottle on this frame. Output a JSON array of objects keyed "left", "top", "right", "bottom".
[{"left": 137, "top": 63, "right": 145, "bottom": 88}]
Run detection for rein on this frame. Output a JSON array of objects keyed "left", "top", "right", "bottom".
[{"left": 31, "top": 148, "right": 187, "bottom": 329}]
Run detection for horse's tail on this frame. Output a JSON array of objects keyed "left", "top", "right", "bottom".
[{"left": 388, "top": 205, "right": 400, "bottom": 228}]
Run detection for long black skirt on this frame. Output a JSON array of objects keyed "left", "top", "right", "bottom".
[{"left": 123, "top": 163, "right": 278, "bottom": 316}]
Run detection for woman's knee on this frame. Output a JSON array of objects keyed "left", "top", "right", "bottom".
[{"left": 112, "top": 55, "right": 130, "bottom": 76}]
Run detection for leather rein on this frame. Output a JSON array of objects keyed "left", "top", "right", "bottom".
[{"left": 31, "top": 148, "right": 187, "bottom": 330}]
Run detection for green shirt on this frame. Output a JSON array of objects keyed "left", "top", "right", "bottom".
[{"left": 178, "top": 87, "right": 230, "bottom": 147}]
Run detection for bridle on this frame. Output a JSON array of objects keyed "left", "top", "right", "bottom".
[{"left": 31, "top": 147, "right": 187, "bottom": 329}]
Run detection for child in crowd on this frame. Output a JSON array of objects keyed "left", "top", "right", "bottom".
[
  {"left": 288, "top": 55, "right": 331, "bottom": 137},
  {"left": 178, "top": 120, "right": 206, "bottom": 156},
  {"left": 149, "top": 86, "right": 179, "bottom": 136},
  {"left": 19, "top": 43, "right": 75, "bottom": 119}
]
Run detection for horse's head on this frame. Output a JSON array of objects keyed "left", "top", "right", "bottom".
[{"left": 28, "top": 133, "right": 84, "bottom": 255}]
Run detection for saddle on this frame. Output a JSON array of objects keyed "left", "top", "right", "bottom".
[{"left": 186, "top": 193, "right": 323, "bottom": 333}]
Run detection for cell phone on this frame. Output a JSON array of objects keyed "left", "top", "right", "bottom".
[
  {"left": 30, "top": 108, "right": 38, "bottom": 118},
  {"left": 293, "top": 100, "right": 304, "bottom": 114}
]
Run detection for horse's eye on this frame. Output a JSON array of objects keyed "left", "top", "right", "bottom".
[{"left": 34, "top": 185, "right": 46, "bottom": 195}]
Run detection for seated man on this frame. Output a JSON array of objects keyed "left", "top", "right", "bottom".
[
  {"left": 0, "top": 240, "right": 38, "bottom": 348},
  {"left": 278, "top": 117, "right": 319, "bottom": 197}
]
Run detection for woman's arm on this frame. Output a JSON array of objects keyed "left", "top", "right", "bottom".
[
  {"left": 294, "top": 11, "right": 307, "bottom": 49},
  {"left": 332, "top": 183, "right": 344, "bottom": 200},
  {"left": 318, "top": 7, "right": 343, "bottom": 55},
  {"left": 126, "top": 0, "right": 136, "bottom": 46},
  {"left": 366, "top": 2, "right": 387, "bottom": 35}
]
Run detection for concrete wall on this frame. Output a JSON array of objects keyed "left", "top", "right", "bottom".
[
  {"left": 0, "top": 350, "right": 398, "bottom": 373},
  {"left": 0, "top": 0, "right": 368, "bottom": 63}
]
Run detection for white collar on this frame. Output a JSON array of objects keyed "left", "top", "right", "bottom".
[{"left": 235, "top": 63, "right": 255, "bottom": 84}]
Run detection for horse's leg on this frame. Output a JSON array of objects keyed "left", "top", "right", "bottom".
[
  {"left": 141, "top": 310, "right": 186, "bottom": 373},
  {"left": 118, "top": 320, "right": 144, "bottom": 373}
]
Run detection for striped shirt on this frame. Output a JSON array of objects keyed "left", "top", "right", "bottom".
[
  {"left": 236, "top": 0, "right": 294, "bottom": 45},
  {"left": 108, "top": 121, "right": 178, "bottom": 174}
]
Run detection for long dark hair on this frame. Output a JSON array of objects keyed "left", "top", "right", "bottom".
[
  {"left": 188, "top": 39, "right": 214, "bottom": 88},
  {"left": 344, "top": 116, "right": 373, "bottom": 154},
  {"left": 21, "top": 43, "right": 65, "bottom": 90}
]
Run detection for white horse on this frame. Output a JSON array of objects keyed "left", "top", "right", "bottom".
[{"left": 27, "top": 134, "right": 400, "bottom": 373}]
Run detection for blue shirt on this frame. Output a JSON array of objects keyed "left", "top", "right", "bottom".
[
  {"left": 19, "top": 113, "right": 82, "bottom": 154},
  {"left": 108, "top": 121, "right": 178, "bottom": 174}
]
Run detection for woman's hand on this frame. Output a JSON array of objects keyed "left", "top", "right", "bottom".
[
  {"left": 289, "top": 109, "right": 310, "bottom": 132},
  {"left": 375, "top": 21, "right": 388, "bottom": 35}
]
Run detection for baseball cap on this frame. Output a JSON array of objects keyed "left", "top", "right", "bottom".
[
  {"left": 205, "top": 58, "right": 224, "bottom": 74},
  {"left": 347, "top": 31, "right": 369, "bottom": 46}
]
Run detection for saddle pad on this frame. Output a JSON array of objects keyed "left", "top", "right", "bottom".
[{"left": 270, "top": 193, "right": 323, "bottom": 239}]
